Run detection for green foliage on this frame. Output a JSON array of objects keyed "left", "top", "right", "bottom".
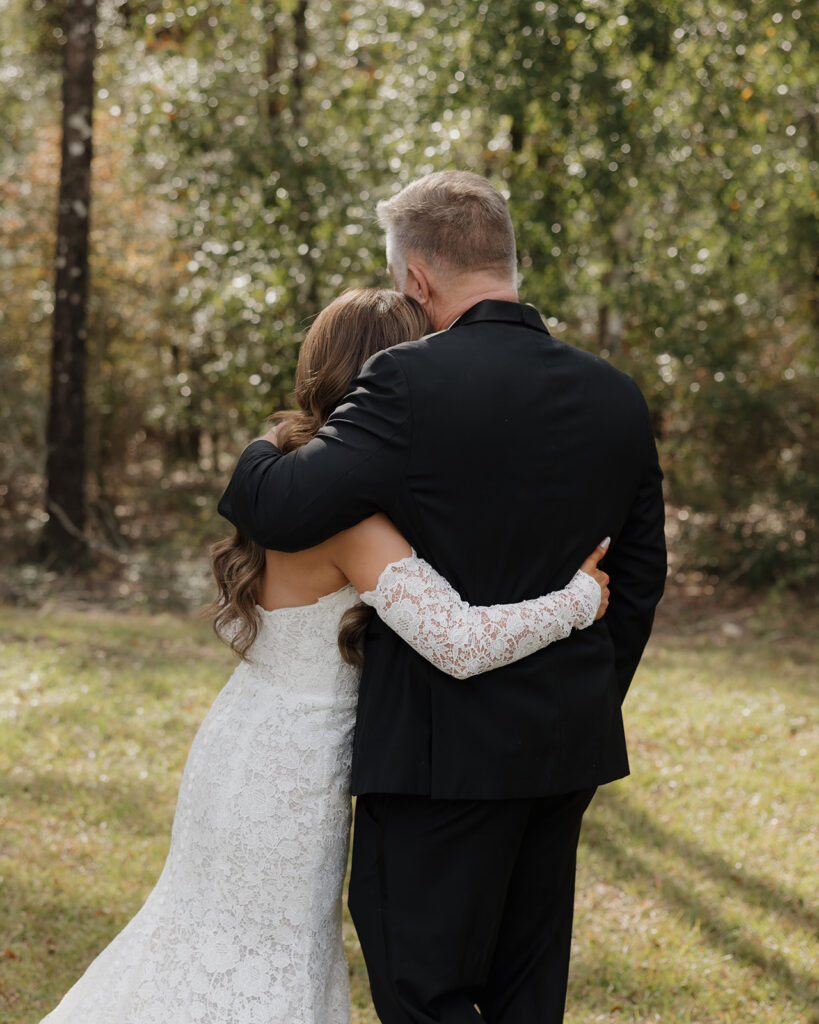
[{"left": 0, "top": 0, "right": 816, "bottom": 583}]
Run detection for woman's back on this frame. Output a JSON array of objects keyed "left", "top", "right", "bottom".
[{"left": 258, "top": 542, "right": 348, "bottom": 612}]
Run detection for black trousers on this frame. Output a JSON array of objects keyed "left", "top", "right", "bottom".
[{"left": 348, "top": 786, "right": 596, "bottom": 1024}]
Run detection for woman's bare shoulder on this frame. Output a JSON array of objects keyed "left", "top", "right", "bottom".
[{"left": 325, "top": 514, "right": 411, "bottom": 593}]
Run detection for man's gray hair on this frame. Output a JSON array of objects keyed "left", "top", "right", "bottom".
[{"left": 377, "top": 171, "right": 517, "bottom": 286}]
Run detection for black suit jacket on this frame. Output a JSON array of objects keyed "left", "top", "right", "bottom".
[{"left": 218, "top": 300, "right": 667, "bottom": 799}]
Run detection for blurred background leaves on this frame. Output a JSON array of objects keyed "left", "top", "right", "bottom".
[{"left": 1, "top": 0, "right": 816, "bottom": 600}]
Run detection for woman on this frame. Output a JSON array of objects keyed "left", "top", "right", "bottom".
[{"left": 41, "top": 289, "right": 609, "bottom": 1024}]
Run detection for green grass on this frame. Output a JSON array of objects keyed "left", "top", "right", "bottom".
[{"left": 1, "top": 602, "right": 817, "bottom": 1023}]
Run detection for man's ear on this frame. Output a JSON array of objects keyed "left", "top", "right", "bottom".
[{"left": 404, "top": 263, "right": 431, "bottom": 305}]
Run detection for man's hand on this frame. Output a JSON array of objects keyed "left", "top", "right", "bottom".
[{"left": 579, "top": 538, "right": 611, "bottom": 620}]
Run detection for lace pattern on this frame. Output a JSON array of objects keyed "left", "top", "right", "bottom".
[{"left": 360, "top": 554, "right": 600, "bottom": 679}]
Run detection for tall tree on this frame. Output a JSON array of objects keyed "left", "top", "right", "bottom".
[{"left": 42, "top": 0, "right": 98, "bottom": 564}]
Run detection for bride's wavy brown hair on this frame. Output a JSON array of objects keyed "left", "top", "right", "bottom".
[{"left": 208, "top": 288, "right": 430, "bottom": 663}]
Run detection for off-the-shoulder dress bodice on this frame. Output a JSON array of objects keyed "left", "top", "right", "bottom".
[{"left": 247, "top": 584, "right": 360, "bottom": 696}]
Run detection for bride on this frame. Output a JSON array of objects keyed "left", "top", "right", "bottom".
[{"left": 40, "top": 288, "right": 610, "bottom": 1024}]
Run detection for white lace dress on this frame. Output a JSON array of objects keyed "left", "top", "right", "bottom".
[{"left": 40, "top": 559, "right": 600, "bottom": 1024}]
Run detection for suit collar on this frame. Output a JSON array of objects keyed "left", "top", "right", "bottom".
[{"left": 449, "top": 299, "right": 551, "bottom": 334}]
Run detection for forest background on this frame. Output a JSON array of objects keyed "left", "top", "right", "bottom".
[
  {"left": 0, "top": 0, "right": 817, "bottom": 604},
  {"left": 1, "top": 3, "right": 818, "bottom": 1023}
]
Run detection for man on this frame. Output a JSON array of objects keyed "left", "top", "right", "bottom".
[{"left": 218, "top": 170, "right": 667, "bottom": 1022}]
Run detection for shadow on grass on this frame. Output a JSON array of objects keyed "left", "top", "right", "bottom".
[
  {"left": 584, "top": 790, "right": 819, "bottom": 1015},
  {"left": 13, "top": 700, "right": 207, "bottom": 753},
  {"left": 0, "top": 880, "right": 139, "bottom": 1020},
  {"left": 0, "top": 769, "right": 176, "bottom": 837},
  {"left": 644, "top": 639, "right": 819, "bottom": 700},
  {"left": 567, "top": 943, "right": 716, "bottom": 1019}
]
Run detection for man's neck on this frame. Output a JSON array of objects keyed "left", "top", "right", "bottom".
[{"left": 431, "top": 285, "right": 519, "bottom": 332}]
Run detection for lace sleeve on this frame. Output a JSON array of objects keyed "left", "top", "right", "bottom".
[{"left": 359, "top": 553, "right": 601, "bottom": 680}]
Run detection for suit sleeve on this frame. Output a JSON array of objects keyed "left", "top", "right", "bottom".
[
  {"left": 217, "top": 349, "right": 411, "bottom": 551},
  {"left": 604, "top": 386, "right": 667, "bottom": 700}
]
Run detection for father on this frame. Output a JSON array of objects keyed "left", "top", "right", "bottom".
[{"left": 218, "top": 170, "right": 667, "bottom": 1022}]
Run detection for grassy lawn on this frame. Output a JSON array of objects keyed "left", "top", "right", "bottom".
[{"left": 1, "top": 598, "right": 816, "bottom": 1023}]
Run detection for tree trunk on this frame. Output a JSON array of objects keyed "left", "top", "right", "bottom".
[
  {"left": 292, "top": 0, "right": 308, "bottom": 133},
  {"left": 263, "top": 3, "right": 283, "bottom": 125},
  {"left": 43, "top": 0, "right": 98, "bottom": 565}
]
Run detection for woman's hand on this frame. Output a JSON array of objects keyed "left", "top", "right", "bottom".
[
  {"left": 260, "top": 421, "right": 284, "bottom": 446},
  {"left": 579, "top": 538, "right": 610, "bottom": 620}
]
